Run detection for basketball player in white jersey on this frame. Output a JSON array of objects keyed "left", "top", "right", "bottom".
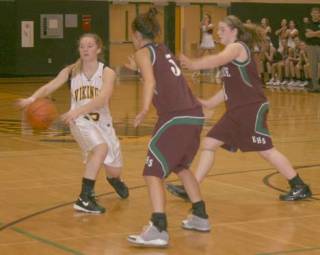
[{"left": 17, "top": 33, "right": 129, "bottom": 214}]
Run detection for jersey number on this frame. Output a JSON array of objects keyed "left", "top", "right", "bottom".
[
  {"left": 145, "top": 156, "right": 154, "bottom": 167},
  {"left": 165, "top": 54, "right": 181, "bottom": 77}
]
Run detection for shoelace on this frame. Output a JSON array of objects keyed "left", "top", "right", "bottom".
[{"left": 141, "top": 222, "right": 153, "bottom": 234}]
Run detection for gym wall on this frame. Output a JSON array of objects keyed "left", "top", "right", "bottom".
[{"left": 0, "top": 0, "right": 109, "bottom": 76}]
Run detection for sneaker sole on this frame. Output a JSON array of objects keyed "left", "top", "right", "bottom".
[
  {"left": 73, "top": 204, "right": 106, "bottom": 214},
  {"left": 181, "top": 223, "right": 211, "bottom": 232},
  {"left": 279, "top": 192, "right": 312, "bottom": 201},
  {"left": 115, "top": 191, "right": 129, "bottom": 199},
  {"left": 127, "top": 237, "right": 168, "bottom": 248}
]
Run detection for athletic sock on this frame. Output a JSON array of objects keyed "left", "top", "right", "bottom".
[
  {"left": 288, "top": 174, "right": 305, "bottom": 188},
  {"left": 151, "top": 213, "right": 167, "bottom": 232},
  {"left": 192, "top": 200, "right": 208, "bottom": 219},
  {"left": 80, "top": 178, "right": 95, "bottom": 197}
]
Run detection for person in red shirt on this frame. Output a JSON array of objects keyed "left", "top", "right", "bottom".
[
  {"left": 167, "top": 15, "right": 312, "bottom": 203},
  {"left": 126, "top": 8, "right": 210, "bottom": 248}
]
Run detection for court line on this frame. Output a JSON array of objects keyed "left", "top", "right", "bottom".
[
  {"left": 0, "top": 163, "right": 318, "bottom": 255},
  {"left": 1, "top": 163, "right": 319, "bottom": 232},
  {"left": 263, "top": 164, "right": 320, "bottom": 200},
  {"left": 0, "top": 187, "right": 145, "bottom": 232},
  {"left": 0, "top": 222, "right": 84, "bottom": 255},
  {"left": 11, "top": 227, "right": 84, "bottom": 255},
  {"left": 256, "top": 246, "right": 320, "bottom": 255},
  {"left": 0, "top": 170, "right": 269, "bottom": 230}
]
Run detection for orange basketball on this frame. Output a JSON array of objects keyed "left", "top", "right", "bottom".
[{"left": 26, "top": 98, "right": 58, "bottom": 130}]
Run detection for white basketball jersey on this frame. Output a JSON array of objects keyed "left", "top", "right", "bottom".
[{"left": 70, "top": 62, "right": 111, "bottom": 123}]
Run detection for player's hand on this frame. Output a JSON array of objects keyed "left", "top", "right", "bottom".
[
  {"left": 125, "top": 55, "right": 138, "bottom": 71},
  {"left": 133, "top": 110, "right": 147, "bottom": 127},
  {"left": 16, "top": 97, "right": 35, "bottom": 109},
  {"left": 179, "top": 54, "right": 196, "bottom": 70}
]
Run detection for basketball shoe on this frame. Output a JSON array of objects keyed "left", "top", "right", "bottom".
[
  {"left": 128, "top": 222, "right": 169, "bottom": 247},
  {"left": 73, "top": 193, "right": 106, "bottom": 214},
  {"left": 107, "top": 177, "right": 129, "bottom": 199},
  {"left": 166, "top": 183, "right": 189, "bottom": 201},
  {"left": 182, "top": 214, "right": 211, "bottom": 232},
  {"left": 279, "top": 185, "right": 312, "bottom": 201}
]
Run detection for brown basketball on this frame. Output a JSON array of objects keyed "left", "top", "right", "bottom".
[{"left": 26, "top": 98, "right": 58, "bottom": 130}]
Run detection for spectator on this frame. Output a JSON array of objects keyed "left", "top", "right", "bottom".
[
  {"left": 304, "top": 7, "right": 320, "bottom": 92},
  {"left": 286, "top": 20, "right": 299, "bottom": 48},
  {"left": 275, "top": 19, "right": 288, "bottom": 51}
]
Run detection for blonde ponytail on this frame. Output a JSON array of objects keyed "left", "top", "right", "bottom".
[{"left": 70, "top": 58, "right": 82, "bottom": 78}]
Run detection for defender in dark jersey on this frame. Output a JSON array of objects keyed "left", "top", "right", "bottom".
[
  {"left": 167, "top": 15, "right": 312, "bottom": 203},
  {"left": 126, "top": 8, "right": 210, "bottom": 248}
]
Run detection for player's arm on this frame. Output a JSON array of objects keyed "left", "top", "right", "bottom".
[
  {"left": 305, "top": 29, "right": 320, "bottom": 38},
  {"left": 17, "top": 66, "right": 71, "bottom": 108},
  {"left": 124, "top": 55, "right": 138, "bottom": 71},
  {"left": 133, "top": 47, "right": 156, "bottom": 127},
  {"left": 275, "top": 27, "right": 282, "bottom": 36},
  {"left": 180, "top": 43, "right": 241, "bottom": 71},
  {"left": 198, "top": 89, "right": 225, "bottom": 109},
  {"left": 61, "top": 67, "right": 115, "bottom": 123}
]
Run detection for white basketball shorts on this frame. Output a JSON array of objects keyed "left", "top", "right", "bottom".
[{"left": 70, "top": 117, "right": 122, "bottom": 168}]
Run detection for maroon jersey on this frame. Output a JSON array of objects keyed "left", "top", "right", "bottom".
[
  {"left": 145, "top": 43, "right": 201, "bottom": 116},
  {"left": 220, "top": 42, "right": 267, "bottom": 110}
]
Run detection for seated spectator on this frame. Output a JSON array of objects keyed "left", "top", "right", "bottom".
[
  {"left": 262, "top": 38, "right": 276, "bottom": 83},
  {"left": 267, "top": 38, "right": 290, "bottom": 86},
  {"left": 294, "top": 40, "right": 311, "bottom": 87}
]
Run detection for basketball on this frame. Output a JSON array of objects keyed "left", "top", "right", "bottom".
[{"left": 25, "top": 98, "right": 58, "bottom": 130}]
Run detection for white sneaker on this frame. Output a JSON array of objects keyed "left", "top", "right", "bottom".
[
  {"left": 300, "top": 81, "right": 309, "bottom": 87},
  {"left": 293, "top": 80, "right": 302, "bottom": 86},
  {"left": 266, "top": 79, "right": 274, "bottom": 85},
  {"left": 274, "top": 80, "right": 281, "bottom": 86},
  {"left": 128, "top": 222, "right": 169, "bottom": 247},
  {"left": 287, "top": 80, "right": 295, "bottom": 86},
  {"left": 182, "top": 215, "right": 211, "bottom": 232}
]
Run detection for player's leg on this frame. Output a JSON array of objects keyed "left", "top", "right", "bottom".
[
  {"left": 258, "top": 148, "right": 312, "bottom": 201},
  {"left": 127, "top": 172, "right": 169, "bottom": 247},
  {"left": 101, "top": 124, "right": 129, "bottom": 199},
  {"left": 128, "top": 120, "right": 173, "bottom": 247},
  {"left": 166, "top": 137, "right": 222, "bottom": 201},
  {"left": 177, "top": 169, "right": 210, "bottom": 232},
  {"left": 167, "top": 116, "right": 229, "bottom": 201},
  {"left": 74, "top": 143, "right": 108, "bottom": 214},
  {"left": 104, "top": 165, "right": 129, "bottom": 199}
]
